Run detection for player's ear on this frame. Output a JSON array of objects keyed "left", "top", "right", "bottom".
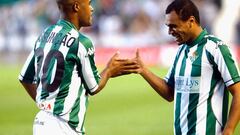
[
  {"left": 188, "top": 16, "right": 195, "bottom": 28},
  {"left": 72, "top": 1, "right": 80, "bottom": 12}
]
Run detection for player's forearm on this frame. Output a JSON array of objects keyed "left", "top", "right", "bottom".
[
  {"left": 90, "top": 68, "right": 110, "bottom": 95},
  {"left": 140, "top": 68, "right": 174, "bottom": 102},
  {"left": 223, "top": 96, "right": 240, "bottom": 135},
  {"left": 20, "top": 81, "right": 37, "bottom": 101},
  {"left": 223, "top": 83, "right": 240, "bottom": 135}
]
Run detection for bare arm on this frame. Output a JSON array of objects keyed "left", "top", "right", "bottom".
[
  {"left": 140, "top": 67, "right": 174, "bottom": 102},
  {"left": 223, "top": 82, "right": 240, "bottom": 135},
  {"left": 136, "top": 49, "right": 174, "bottom": 102},
  {"left": 19, "top": 81, "right": 37, "bottom": 101}
]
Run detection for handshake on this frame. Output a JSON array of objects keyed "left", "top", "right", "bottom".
[{"left": 104, "top": 49, "right": 144, "bottom": 78}]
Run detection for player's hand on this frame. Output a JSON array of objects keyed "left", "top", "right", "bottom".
[
  {"left": 106, "top": 51, "right": 140, "bottom": 78},
  {"left": 133, "top": 49, "right": 147, "bottom": 75}
]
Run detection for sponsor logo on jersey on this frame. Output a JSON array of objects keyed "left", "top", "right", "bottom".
[
  {"left": 38, "top": 103, "right": 52, "bottom": 111},
  {"left": 85, "top": 47, "right": 95, "bottom": 57},
  {"left": 175, "top": 76, "right": 200, "bottom": 93},
  {"left": 34, "top": 117, "right": 45, "bottom": 125}
]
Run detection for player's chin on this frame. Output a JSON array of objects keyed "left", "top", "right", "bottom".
[
  {"left": 177, "top": 41, "right": 184, "bottom": 45},
  {"left": 85, "top": 20, "right": 93, "bottom": 26},
  {"left": 175, "top": 38, "right": 185, "bottom": 45},
  {"left": 82, "top": 22, "right": 92, "bottom": 27}
]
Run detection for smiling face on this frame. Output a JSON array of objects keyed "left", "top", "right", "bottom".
[{"left": 165, "top": 11, "right": 193, "bottom": 45}]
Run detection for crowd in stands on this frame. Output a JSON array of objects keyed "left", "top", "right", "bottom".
[{"left": 0, "top": 0, "right": 239, "bottom": 52}]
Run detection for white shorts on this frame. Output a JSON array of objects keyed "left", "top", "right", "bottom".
[{"left": 33, "top": 110, "right": 83, "bottom": 135}]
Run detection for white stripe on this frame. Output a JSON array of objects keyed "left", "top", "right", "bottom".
[
  {"left": 36, "top": 25, "right": 62, "bottom": 110},
  {"left": 40, "top": 26, "right": 63, "bottom": 102},
  {"left": 57, "top": 29, "right": 79, "bottom": 117},
  {"left": 195, "top": 47, "right": 212, "bottom": 135},
  {"left": 174, "top": 46, "right": 186, "bottom": 78},
  {"left": 205, "top": 40, "right": 236, "bottom": 87},
  {"left": 76, "top": 89, "right": 88, "bottom": 132},
  {"left": 35, "top": 39, "right": 41, "bottom": 49},
  {"left": 226, "top": 46, "right": 240, "bottom": 84},
  {"left": 61, "top": 65, "right": 81, "bottom": 120},
  {"left": 179, "top": 93, "right": 189, "bottom": 134},
  {"left": 215, "top": 121, "right": 222, "bottom": 135},
  {"left": 215, "top": 48, "right": 233, "bottom": 86},
  {"left": 78, "top": 41, "right": 99, "bottom": 93},
  {"left": 179, "top": 46, "right": 196, "bottom": 134},
  {"left": 211, "top": 81, "right": 225, "bottom": 126},
  {"left": 204, "top": 38, "right": 226, "bottom": 125},
  {"left": 173, "top": 46, "right": 185, "bottom": 134},
  {"left": 19, "top": 50, "right": 35, "bottom": 82}
]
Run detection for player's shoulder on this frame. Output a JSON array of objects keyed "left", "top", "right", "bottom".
[
  {"left": 204, "top": 34, "right": 228, "bottom": 51},
  {"left": 204, "top": 34, "right": 223, "bottom": 45},
  {"left": 78, "top": 33, "right": 94, "bottom": 49}
]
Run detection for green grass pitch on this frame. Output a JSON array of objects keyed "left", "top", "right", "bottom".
[{"left": 0, "top": 65, "right": 239, "bottom": 135}]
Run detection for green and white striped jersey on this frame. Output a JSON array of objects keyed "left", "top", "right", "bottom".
[
  {"left": 19, "top": 20, "right": 100, "bottom": 133},
  {"left": 164, "top": 30, "right": 240, "bottom": 135}
]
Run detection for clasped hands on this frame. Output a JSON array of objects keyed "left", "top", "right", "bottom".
[{"left": 106, "top": 49, "right": 145, "bottom": 78}]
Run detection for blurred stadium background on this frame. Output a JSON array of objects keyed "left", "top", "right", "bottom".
[{"left": 0, "top": 0, "right": 239, "bottom": 135}]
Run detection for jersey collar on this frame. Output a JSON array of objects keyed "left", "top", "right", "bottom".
[
  {"left": 186, "top": 29, "right": 208, "bottom": 47},
  {"left": 57, "top": 19, "right": 78, "bottom": 30}
]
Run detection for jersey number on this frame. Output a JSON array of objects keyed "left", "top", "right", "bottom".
[{"left": 35, "top": 48, "right": 64, "bottom": 92}]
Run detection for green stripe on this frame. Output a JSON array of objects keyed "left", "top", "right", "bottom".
[
  {"left": 40, "top": 26, "right": 66, "bottom": 100},
  {"left": 222, "top": 87, "right": 229, "bottom": 128},
  {"left": 191, "top": 41, "right": 205, "bottom": 76},
  {"left": 80, "top": 97, "right": 89, "bottom": 132},
  {"left": 205, "top": 37, "right": 232, "bottom": 133},
  {"left": 175, "top": 46, "right": 188, "bottom": 135},
  {"left": 206, "top": 87, "right": 216, "bottom": 135},
  {"left": 68, "top": 84, "right": 85, "bottom": 129},
  {"left": 179, "top": 46, "right": 188, "bottom": 76},
  {"left": 53, "top": 44, "right": 78, "bottom": 114},
  {"left": 186, "top": 93, "right": 198, "bottom": 135},
  {"left": 205, "top": 50, "right": 220, "bottom": 135},
  {"left": 167, "top": 46, "right": 185, "bottom": 87},
  {"left": 219, "top": 45, "right": 240, "bottom": 83},
  {"left": 22, "top": 56, "right": 36, "bottom": 83},
  {"left": 187, "top": 40, "right": 205, "bottom": 135},
  {"left": 175, "top": 93, "right": 182, "bottom": 135},
  {"left": 52, "top": 28, "right": 76, "bottom": 114},
  {"left": 39, "top": 26, "right": 55, "bottom": 99}
]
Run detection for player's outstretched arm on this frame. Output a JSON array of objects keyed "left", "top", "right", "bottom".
[
  {"left": 19, "top": 81, "right": 37, "bottom": 101},
  {"left": 134, "top": 49, "right": 174, "bottom": 102},
  {"left": 223, "top": 82, "right": 240, "bottom": 135},
  {"left": 90, "top": 52, "right": 139, "bottom": 95}
]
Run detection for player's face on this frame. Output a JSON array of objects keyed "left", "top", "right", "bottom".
[
  {"left": 77, "top": 0, "right": 93, "bottom": 26},
  {"left": 165, "top": 11, "right": 192, "bottom": 45}
]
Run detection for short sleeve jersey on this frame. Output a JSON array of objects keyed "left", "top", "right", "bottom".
[
  {"left": 19, "top": 20, "right": 101, "bottom": 133},
  {"left": 164, "top": 30, "right": 240, "bottom": 135}
]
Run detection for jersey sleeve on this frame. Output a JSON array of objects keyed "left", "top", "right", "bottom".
[
  {"left": 77, "top": 42, "right": 101, "bottom": 94},
  {"left": 210, "top": 43, "right": 240, "bottom": 87},
  {"left": 164, "top": 45, "right": 185, "bottom": 89},
  {"left": 164, "top": 64, "right": 175, "bottom": 89},
  {"left": 18, "top": 50, "right": 38, "bottom": 84}
]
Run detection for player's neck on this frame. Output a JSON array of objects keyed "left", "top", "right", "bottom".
[
  {"left": 192, "top": 26, "right": 203, "bottom": 40},
  {"left": 60, "top": 15, "right": 81, "bottom": 30}
]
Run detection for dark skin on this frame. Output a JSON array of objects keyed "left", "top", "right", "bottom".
[
  {"left": 20, "top": 0, "right": 139, "bottom": 101},
  {"left": 133, "top": 10, "right": 240, "bottom": 135}
]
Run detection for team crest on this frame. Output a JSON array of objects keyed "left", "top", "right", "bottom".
[{"left": 189, "top": 51, "right": 198, "bottom": 63}]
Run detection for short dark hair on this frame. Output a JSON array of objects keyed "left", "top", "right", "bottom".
[{"left": 166, "top": 0, "right": 200, "bottom": 25}]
